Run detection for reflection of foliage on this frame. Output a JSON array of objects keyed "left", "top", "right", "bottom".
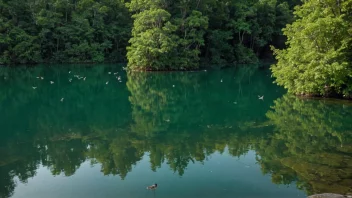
[
  {"left": 45, "top": 140, "right": 87, "bottom": 176},
  {"left": 85, "top": 131, "right": 145, "bottom": 179},
  {"left": 126, "top": 68, "right": 280, "bottom": 176},
  {"left": 0, "top": 142, "right": 40, "bottom": 198},
  {"left": 0, "top": 165, "right": 16, "bottom": 198},
  {"left": 2, "top": 65, "right": 351, "bottom": 197},
  {"left": 1, "top": 65, "right": 281, "bottom": 197},
  {"left": 259, "top": 95, "right": 352, "bottom": 195}
]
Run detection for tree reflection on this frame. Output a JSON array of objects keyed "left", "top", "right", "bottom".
[
  {"left": 0, "top": 65, "right": 351, "bottom": 197},
  {"left": 126, "top": 68, "right": 273, "bottom": 175},
  {"left": 259, "top": 95, "right": 352, "bottom": 195}
]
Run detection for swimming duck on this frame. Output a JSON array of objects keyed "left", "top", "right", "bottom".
[{"left": 146, "top": 184, "right": 157, "bottom": 190}]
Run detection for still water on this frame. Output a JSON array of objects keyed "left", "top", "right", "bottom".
[{"left": 0, "top": 64, "right": 351, "bottom": 198}]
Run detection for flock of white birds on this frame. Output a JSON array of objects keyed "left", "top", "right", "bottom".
[
  {"left": 31, "top": 70, "right": 264, "bottom": 102},
  {"left": 31, "top": 70, "right": 123, "bottom": 102}
]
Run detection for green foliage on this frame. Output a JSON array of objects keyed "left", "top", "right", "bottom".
[
  {"left": 234, "top": 44, "right": 258, "bottom": 64},
  {"left": 173, "top": 10, "right": 208, "bottom": 69},
  {"left": 0, "top": 0, "right": 131, "bottom": 64},
  {"left": 127, "top": 8, "right": 178, "bottom": 70},
  {"left": 271, "top": 0, "right": 352, "bottom": 97},
  {"left": 0, "top": 0, "right": 299, "bottom": 67},
  {"left": 126, "top": 0, "right": 296, "bottom": 70},
  {"left": 208, "top": 30, "right": 234, "bottom": 66},
  {"left": 126, "top": 2, "right": 209, "bottom": 70}
]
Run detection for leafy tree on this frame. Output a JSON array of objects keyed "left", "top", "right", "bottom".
[
  {"left": 208, "top": 30, "right": 234, "bottom": 65},
  {"left": 126, "top": 0, "right": 208, "bottom": 70},
  {"left": 174, "top": 10, "right": 208, "bottom": 69},
  {"left": 271, "top": 0, "right": 352, "bottom": 97},
  {"left": 127, "top": 8, "right": 178, "bottom": 70}
]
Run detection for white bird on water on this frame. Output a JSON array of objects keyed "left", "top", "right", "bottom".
[
  {"left": 114, "top": 72, "right": 118, "bottom": 75},
  {"left": 220, "top": 79, "right": 223, "bottom": 82},
  {"left": 258, "top": 95, "right": 264, "bottom": 100},
  {"left": 69, "top": 71, "right": 71, "bottom": 74},
  {"left": 61, "top": 98, "right": 64, "bottom": 102},
  {"left": 106, "top": 81, "right": 109, "bottom": 85},
  {"left": 69, "top": 78, "right": 72, "bottom": 82},
  {"left": 41, "top": 77, "right": 44, "bottom": 80},
  {"left": 108, "top": 72, "right": 111, "bottom": 75},
  {"left": 50, "top": 81, "right": 54, "bottom": 84},
  {"left": 83, "top": 77, "right": 86, "bottom": 81},
  {"left": 32, "top": 87, "right": 37, "bottom": 89}
]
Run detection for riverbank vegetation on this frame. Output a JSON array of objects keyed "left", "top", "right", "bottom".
[
  {"left": 271, "top": 0, "right": 352, "bottom": 98},
  {"left": 0, "top": 0, "right": 297, "bottom": 66}
]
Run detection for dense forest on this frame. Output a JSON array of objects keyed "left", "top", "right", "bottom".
[
  {"left": 0, "top": 0, "right": 132, "bottom": 64},
  {"left": 0, "top": 0, "right": 298, "bottom": 66}
]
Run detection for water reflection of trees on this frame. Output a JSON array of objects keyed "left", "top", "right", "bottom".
[
  {"left": 258, "top": 95, "right": 352, "bottom": 195},
  {"left": 1, "top": 66, "right": 351, "bottom": 197},
  {"left": 125, "top": 68, "right": 275, "bottom": 175}
]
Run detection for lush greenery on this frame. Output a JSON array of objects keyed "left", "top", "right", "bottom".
[
  {"left": 0, "top": 0, "right": 297, "bottom": 67},
  {"left": 126, "top": 0, "right": 296, "bottom": 70},
  {"left": 0, "top": 0, "right": 131, "bottom": 64},
  {"left": 271, "top": 0, "right": 352, "bottom": 98},
  {"left": 2, "top": 0, "right": 351, "bottom": 98}
]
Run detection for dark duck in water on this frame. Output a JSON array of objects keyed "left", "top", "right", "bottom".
[{"left": 146, "top": 184, "right": 157, "bottom": 190}]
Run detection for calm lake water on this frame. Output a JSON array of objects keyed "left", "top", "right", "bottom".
[{"left": 0, "top": 64, "right": 351, "bottom": 198}]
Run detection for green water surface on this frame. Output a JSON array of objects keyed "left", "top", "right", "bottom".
[{"left": 0, "top": 64, "right": 351, "bottom": 198}]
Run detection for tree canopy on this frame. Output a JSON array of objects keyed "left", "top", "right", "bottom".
[
  {"left": 0, "top": 0, "right": 297, "bottom": 68},
  {"left": 126, "top": 0, "right": 296, "bottom": 70},
  {"left": 271, "top": 0, "right": 352, "bottom": 98},
  {"left": 0, "top": 0, "right": 131, "bottom": 64}
]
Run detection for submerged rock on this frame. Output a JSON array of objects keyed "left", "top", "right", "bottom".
[{"left": 308, "top": 193, "right": 352, "bottom": 198}]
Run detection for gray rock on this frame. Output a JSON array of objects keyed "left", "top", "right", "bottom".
[{"left": 308, "top": 193, "right": 352, "bottom": 198}]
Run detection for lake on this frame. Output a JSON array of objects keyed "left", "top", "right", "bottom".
[{"left": 0, "top": 64, "right": 351, "bottom": 198}]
